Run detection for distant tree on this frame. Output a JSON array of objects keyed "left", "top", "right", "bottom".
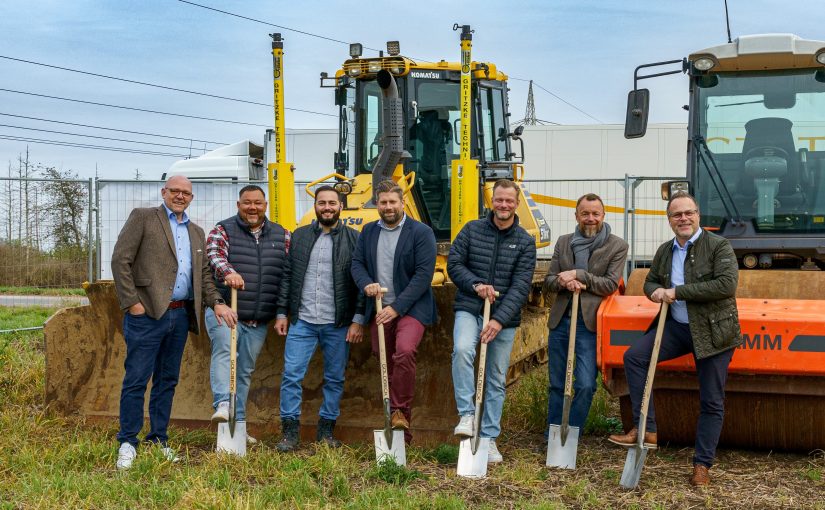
[{"left": 39, "top": 166, "right": 87, "bottom": 251}]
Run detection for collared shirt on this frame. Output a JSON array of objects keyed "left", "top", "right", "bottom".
[
  {"left": 163, "top": 203, "right": 193, "bottom": 301},
  {"left": 670, "top": 228, "right": 703, "bottom": 324},
  {"left": 376, "top": 214, "right": 406, "bottom": 307},
  {"left": 298, "top": 232, "right": 336, "bottom": 324},
  {"left": 206, "top": 223, "right": 267, "bottom": 281}
]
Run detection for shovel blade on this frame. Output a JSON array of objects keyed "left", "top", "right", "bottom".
[
  {"left": 374, "top": 430, "right": 406, "bottom": 466},
  {"left": 619, "top": 446, "right": 648, "bottom": 489},
  {"left": 546, "top": 424, "right": 579, "bottom": 470},
  {"left": 456, "top": 437, "right": 490, "bottom": 478},
  {"left": 216, "top": 421, "right": 247, "bottom": 457}
]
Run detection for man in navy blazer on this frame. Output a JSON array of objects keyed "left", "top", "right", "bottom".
[{"left": 351, "top": 179, "right": 437, "bottom": 442}]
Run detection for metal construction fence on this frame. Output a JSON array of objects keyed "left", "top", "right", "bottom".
[{"left": 0, "top": 176, "right": 680, "bottom": 293}]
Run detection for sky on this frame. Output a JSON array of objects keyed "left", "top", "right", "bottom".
[{"left": 0, "top": 0, "right": 823, "bottom": 180}]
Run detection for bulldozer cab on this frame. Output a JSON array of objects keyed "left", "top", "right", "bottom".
[
  {"left": 629, "top": 34, "right": 825, "bottom": 268},
  {"left": 692, "top": 69, "right": 825, "bottom": 238},
  {"left": 335, "top": 62, "right": 518, "bottom": 241}
]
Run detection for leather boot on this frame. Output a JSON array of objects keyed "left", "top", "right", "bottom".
[
  {"left": 690, "top": 464, "right": 710, "bottom": 486},
  {"left": 316, "top": 418, "right": 342, "bottom": 448},
  {"left": 276, "top": 418, "right": 300, "bottom": 452},
  {"left": 607, "top": 427, "right": 658, "bottom": 449}
]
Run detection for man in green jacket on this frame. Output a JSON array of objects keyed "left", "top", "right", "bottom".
[{"left": 608, "top": 192, "right": 741, "bottom": 487}]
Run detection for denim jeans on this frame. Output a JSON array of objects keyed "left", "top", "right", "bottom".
[
  {"left": 547, "top": 313, "right": 598, "bottom": 430},
  {"left": 205, "top": 308, "right": 269, "bottom": 421},
  {"left": 624, "top": 313, "right": 734, "bottom": 467},
  {"left": 451, "top": 310, "right": 516, "bottom": 439},
  {"left": 117, "top": 307, "right": 190, "bottom": 447},
  {"left": 279, "top": 320, "right": 349, "bottom": 421}
]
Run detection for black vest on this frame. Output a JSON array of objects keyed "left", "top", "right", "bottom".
[{"left": 216, "top": 215, "right": 286, "bottom": 322}]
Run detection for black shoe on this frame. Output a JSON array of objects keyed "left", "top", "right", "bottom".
[
  {"left": 276, "top": 418, "right": 300, "bottom": 452},
  {"left": 316, "top": 417, "right": 342, "bottom": 448}
]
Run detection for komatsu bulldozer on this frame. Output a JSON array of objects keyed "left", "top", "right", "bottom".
[
  {"left": 600, "top": 34, "right": 825, "bottom": 450},
  {"left": 43, "top": 27, "right": 553, "bottom": 444}
]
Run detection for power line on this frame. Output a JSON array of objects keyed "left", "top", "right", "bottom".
[
  {"left": 0, "top": 88, "right": 272, "bottom": 127},
  {"left": 178, "top": 0, "right": 383, "bottom": 52},
  {"left": 0, "top": 54, "right": 336, "bottom": 117},
  {"left": 0, "top": 112, "right": 228, "bottom": 145},
  {"left": 0, "top": 123, "right": 209, "bottom": 152},
  {"left": 0, "top": 134, "right": 190, "bottom": 158},
  {"left": 509, "top": 76, "right": 604, "bottom": 124}
]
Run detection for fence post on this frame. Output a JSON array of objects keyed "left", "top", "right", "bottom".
[
  {"left": 95, "top": 178, "right": 102, "bottom": 280},
  {"left": 87, "top": 178, "right": 94, "bottom": 283}
]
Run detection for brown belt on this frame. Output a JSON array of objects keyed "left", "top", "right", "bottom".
[{"left": 168, "top": 300, "right": 188, "bottom": 310}]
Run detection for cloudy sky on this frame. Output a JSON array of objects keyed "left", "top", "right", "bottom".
[{"left": 0, "top": 0, "right": 822, "bottom": 179}]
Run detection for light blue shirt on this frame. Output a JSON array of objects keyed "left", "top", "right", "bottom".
[
  {"left": 163, "top": 204, "right": 193, "bottom": 301},
  {"left": 670, "top": 228, "right": 702, "bottom": 324},
  {"left": 299, "top": 232, "right": 336, "bottom": 324}
]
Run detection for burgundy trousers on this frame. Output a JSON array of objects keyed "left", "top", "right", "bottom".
[{"left": 370, "top": 315, "right": 425, "bottom": 442}]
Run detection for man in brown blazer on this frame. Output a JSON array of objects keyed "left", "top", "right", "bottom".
[
  {"left": 111, "top": 175, "right": 235, "bottom": 470},
  {"left": 544, "top": 193, "right": 628, "bottom": 435}
]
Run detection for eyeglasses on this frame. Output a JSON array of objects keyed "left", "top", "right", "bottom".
[
  {"left": 668, "top": 209, "right": 697, "bottom": 219},
  {"left": 164, "top": 188, "right": 193, "bottom": 198}
]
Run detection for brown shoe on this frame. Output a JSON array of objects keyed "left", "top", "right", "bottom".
[
  {"left": 690, "top": 464, "right": 710, "bottom": 486},
  {"left": 607, "top": 427, "right": 658, "bottom": 449},
  {"left": 390, "top": 410, "right": 409, "bottom": 430}
]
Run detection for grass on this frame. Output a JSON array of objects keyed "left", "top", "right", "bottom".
[
  {"left": 0, "top": 286, "right": 85, "bottom": 296},
  {"left": 1, "top": 306, "right": 824, "bottom": 509}
]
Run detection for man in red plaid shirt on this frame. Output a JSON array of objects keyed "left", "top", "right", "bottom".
[{"left": 205, "top": 184, "right": 290, "bottom": 431}]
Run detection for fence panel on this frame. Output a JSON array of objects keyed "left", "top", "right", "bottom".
[
  {"left": 98, "top": 180, "right": 317, "bottom": 280},
  {"left": 0, "top": 177, "right": 92, "bottom": 289}
]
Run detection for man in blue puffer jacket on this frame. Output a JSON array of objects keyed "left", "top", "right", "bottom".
[{"left": 447, "top": 179, "right": 537, "bottom": 464}]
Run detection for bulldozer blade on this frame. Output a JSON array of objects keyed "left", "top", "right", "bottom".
[
  {"left": 546, "top": 423, "right": 579, "bottom": 470},
  {"left": 217, "top": 421, "right": 246, "bottom": 457},
  {"left": 374, "top": 429, "right": 406, "bottom": 466},
  {"left": 457, "top": 437, "right": 490, "bottom": 478},
  {"left": 619, "top": 445, "right": 648, "bottom": 489}
]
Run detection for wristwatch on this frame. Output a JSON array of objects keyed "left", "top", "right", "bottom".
[{"left": 214, "top": 298, "right": 226, "bottom": 306}]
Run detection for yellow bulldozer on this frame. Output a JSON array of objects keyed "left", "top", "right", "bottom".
[{"left": 44, "top": 26, "right": 554, "bottom": 443}]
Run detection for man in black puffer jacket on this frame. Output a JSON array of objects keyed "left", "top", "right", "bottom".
[
  {"left": 274, "top": 186, "right": 366, "bottom": 451},
  {"left": 205, "top": 184, "right": 288, "bottom": 435},
  {"left": 447, "top": 179, "right": 537, "bottom": 464}
]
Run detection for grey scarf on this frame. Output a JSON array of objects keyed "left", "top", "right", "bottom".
[{"left": 570, "top": 222, "right": 611, "bottom": 270}]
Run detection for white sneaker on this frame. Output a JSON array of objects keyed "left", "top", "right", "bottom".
[
  {"left": 116, "top": 442, "right": 136, "bottom": 471},
  {"left": 161, "top": 446, "right": 180, "bottom": 463},
  {"left": 211, "top": 401, "right": 229, "bottom": 424},
  {"left": 488, "top": 439, "right": 503, "bottom": 463},
  {"left": 454, "top": 415, "right": 474, "bottom": 437},
  {"left": 247, "top": 435, "right": 258, "bottom": 445}
]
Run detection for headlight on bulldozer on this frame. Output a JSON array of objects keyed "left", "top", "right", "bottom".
[
  {"left": 368, "top": 61, "right": 382, "bottom": 73},
  {"left": 347, "top": 67, "right": 361, "bottom": 77},
  {"left": 693, "top": 55, "right": 717, "bottom": 71},
  {"left": 661, "top": 180, "right": 690, "bottom": 200}
]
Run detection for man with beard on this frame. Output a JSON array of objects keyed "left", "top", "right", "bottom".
[
  {"left": 351, "top": 180, "right": 437, "bottom": 443},
  {"left": 206, "top": 185, "right": 289, "bottom": 438},
  {"left": 544, "top": 193, "right": 627, "bottom": 439},
  {"left": 112, "top": 175, "right": 234, "bottom": 470},
  {"left": 448, "top": 179, "right": 537, "bottom": 463},
  {"left": 608, "top": 192, "right": 740, "bottom": 486},
  {"left": 273, "top": 186, "right": 365, "bottom": 450}
]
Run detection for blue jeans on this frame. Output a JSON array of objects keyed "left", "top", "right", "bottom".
[
  {"left": 279, "top": 320, "right": 349, "bottom": 421},
  {"left": 117, "top": 307, "right": 190, "bottom": 447},
  {"left": 206, "top": 308, "right": 269, "bottom": 421},
  {"left": 547, "top": 314, "right": 598, "bottom": 430},
  {"left": 451, "top": 310, "right": 516, "bottom": 439}
]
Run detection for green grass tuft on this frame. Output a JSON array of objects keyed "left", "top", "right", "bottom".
[{"left": 368, "top": 456, "right": 425, "bottom": 485}]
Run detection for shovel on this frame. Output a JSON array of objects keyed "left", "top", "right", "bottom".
[
  {"left": 620, "top": 301, "right": 669, "bottom": 489},
  {"left": 546, "top": 286, "right": 585, "bottom": 470},
  {"left": 457, "top": 293, "right": 498, "bottom": 479},
  {"left": 373, "top": 288, "right": 406, "bottom": 466},
  {"left": 217, "top": 288, "right": 246, "bottom": 456}
]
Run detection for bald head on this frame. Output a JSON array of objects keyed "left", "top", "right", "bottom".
[{"left": 161, "top": 175, "right": 194, "bottom": 219}]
